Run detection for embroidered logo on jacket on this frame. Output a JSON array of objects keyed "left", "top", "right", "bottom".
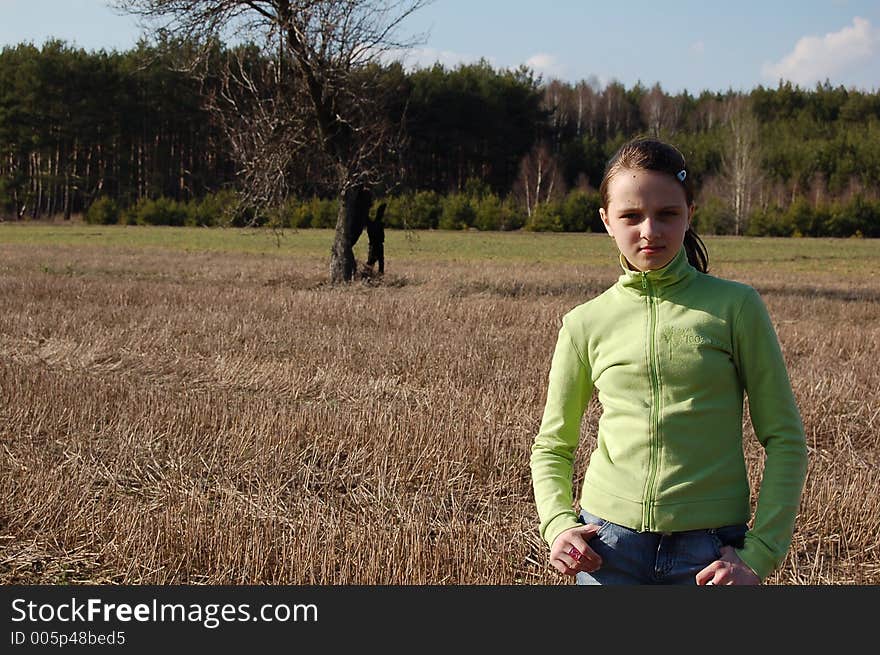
[
  {"left": 661, "top": 326, "right": 715, "bottom": 347},
  {"left": 660, "top": 327, "right": 723, "bottom": 361}
]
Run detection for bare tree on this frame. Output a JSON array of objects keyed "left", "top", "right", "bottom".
[
  {"left": 602, "top": 81, "right": 633, "bottom": 137},
  {"left": 574, "top": 76, "right": 601, "bottom": 138},
  {"left": 514, "top": 142, "right": 564, "bottom": 217},
  {"left": 543, "top": 79, "right": 571, "bottom": 151},
  {"left": 693, "top": 92, "right": 723, "bottom": 132},
  {"left": 640, "top": 83, "right": 665, "bottom": 137},
  {"left": 639, "top": 83, "right": 683, "bottom": 137},
  {"left": 720, "top": 95, "right": 762, "bottom": 236},
  {"left": 115, "top": 0, "right": 429, "bottom": 282}
]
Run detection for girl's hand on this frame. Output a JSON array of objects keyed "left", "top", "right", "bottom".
[
  {"left": 549, "top": 524, "right": 603, "bottom": 576},
  {"left": 695, "top": 545, "right": 761, "bottom": 585}
]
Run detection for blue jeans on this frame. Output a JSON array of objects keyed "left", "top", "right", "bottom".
[{"left": 575, "top": 509, "right": 748, "bottom": 585}]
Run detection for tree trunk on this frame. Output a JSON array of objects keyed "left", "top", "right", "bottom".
[
  {"left": 329, "top": 185, "right": 372, "bottom": 283},
  {"left": 34, "top": 152, "right": 42, "bottom": 219},
  {"left": 64, "top": 170, "right": 71, "bottom": 220}
]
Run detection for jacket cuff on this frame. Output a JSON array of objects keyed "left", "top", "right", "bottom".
[
  {"left": 735, "top": 543, "right": 774, "bottom": 581},
  {"left": 544, "top": 512, "right": 581, "bottom": 548}
]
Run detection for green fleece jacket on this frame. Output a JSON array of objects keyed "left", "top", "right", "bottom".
[{"left": 530, "top": 247, "right": 808, "bottom": 580}]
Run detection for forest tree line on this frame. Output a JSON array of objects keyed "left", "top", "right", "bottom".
[{"left": 2, "top": 39, "right": 880, "bottom": 236}]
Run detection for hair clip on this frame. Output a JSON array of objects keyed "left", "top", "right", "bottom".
[{"left": 676, "top": 170, "right": 687, "bottom": 182}]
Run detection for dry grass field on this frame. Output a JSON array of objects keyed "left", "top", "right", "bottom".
[{"left": 1, "top": 224, "right": 878, "bottom": 584}]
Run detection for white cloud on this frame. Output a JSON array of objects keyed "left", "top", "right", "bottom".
[
  {"left": 524, "top": 53, "right": 565, "bottom": 80},
  {"left": 762, "top": 16, "right": 880, "bottom": 86}
]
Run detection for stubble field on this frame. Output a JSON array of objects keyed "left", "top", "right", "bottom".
[{"left": 1, "top": 224, "right": 878, "bottom": 584}]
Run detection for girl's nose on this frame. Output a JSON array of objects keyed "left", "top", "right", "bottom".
[{"left": 641, "top": 217, "right": 660, "bottom": 238}]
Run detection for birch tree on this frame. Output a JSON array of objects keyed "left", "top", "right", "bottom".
[
  {"left": 720, "top": 95, "right": 762, "bottom": 236},
  {"left": 514, "top": 142, "right": 563, "bottom": 217}
]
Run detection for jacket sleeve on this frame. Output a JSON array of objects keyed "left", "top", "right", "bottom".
[
  {"left": 530, "top": 319, "right": 594, "bottom": 548},
  {"left": 732, "top": 287, "right": 808, "bottom": 580}
]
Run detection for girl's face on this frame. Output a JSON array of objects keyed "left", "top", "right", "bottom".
[{"left": 599, "top": 168, "right": 694, "bottom": 272}]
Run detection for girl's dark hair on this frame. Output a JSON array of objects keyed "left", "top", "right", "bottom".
[{"left": 599, "top": 137, "right": 709, "bottom": 273}]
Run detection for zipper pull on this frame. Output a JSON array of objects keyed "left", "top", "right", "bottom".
[{"left": 641, "top": 273, "right": 648, "bottom": 291}]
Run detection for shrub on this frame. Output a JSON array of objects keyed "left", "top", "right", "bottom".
[
  {"left": 498, "top": 198, "right": 527, "bottom": 231},
  {"left": 128, "top": 196, "right": 188, "bottom": 226},
  {"left": 283, "top": 197, "right": 338, "bottom": 228},
  {"left": 313, "top": 197, "right": 339, "bottom": 228},
  {"left": 695, "top": 196, "right": 735, "bottom": 235},
  {"left": 744, "top": 195, "right": 880, "bottom": 237},
  {"left": 380, "top": 192, "right": 442, "bottom": 229},
  {"left": 0, "top": 177, "right": 11, "bottom": 217},
  {"left": 525, "top": 201, "right": 564, "bottom": 232},
  {"left": 379, "top": 195, "right": 406, "bottom": 229},
  {"left": 85, "top": 196, "right": 120, "bottom": 225},
  {"left": 186, "top": 190, "right": 239, "bottom": 227},
  {"left": 408, "top": 191, "right": 443, "bottom": 229},
  {"left": 463, "top": 177, "right": 491, "bottom": 200},
  {"left": 786, "top": 198, "right": 826, "bottom": 237},
  {"left": 439, "top": 194, "right": 475, "bottom": 230},
  {"left": 827, "top": 195, "right": 877, "bottom": 237},
  {"left": 747, "top": 205, "right": 793, "bottom": 236},
  {"left": 806, "top": 205, "right": 833, "bottom": 237},
  {"left": 290, "top": 199, "right": 312, "bottom": 228},
  {"left": 473, "top": 193, "right": 503, "bottom": 231},
  {"left": 560, "top": 190, "right": 601, "bottom": 232}
]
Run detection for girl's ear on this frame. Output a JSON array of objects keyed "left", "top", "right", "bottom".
[
  {"left": 687, "top": 203, "right": 695, "bottom": 228},
  {"left": 599, "top": 207, "right": 613, "bottom": 236}
]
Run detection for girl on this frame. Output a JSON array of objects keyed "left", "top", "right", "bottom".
[{"left": 530, "top": 138, "right": 808, "bottom": 585}]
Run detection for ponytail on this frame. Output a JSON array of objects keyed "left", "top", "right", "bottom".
[{"left": 684, "top": 228, "right": 709, "bottom": 273}]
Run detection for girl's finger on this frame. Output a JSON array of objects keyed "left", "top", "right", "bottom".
[
  {"left": 570, "top": 541, "right": 602, "bottom": 568},
  {"left": 558, "top": 552, "right": 579, "bottom": 570},
  {"left": 696, "top": 563, "right": 720, "bottom": 585}
]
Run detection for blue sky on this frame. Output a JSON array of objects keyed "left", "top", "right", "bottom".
[{"left": 1, "top": 0, "right": 878, "bottom": 92}]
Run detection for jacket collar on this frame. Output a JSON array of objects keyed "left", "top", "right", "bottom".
[{"left": 616, "top": 246, "right": 698, "bottom": 297}]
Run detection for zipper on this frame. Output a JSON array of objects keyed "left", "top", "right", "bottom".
[{"left": 642, "top": 272, "right": 661, "bottom": 531}]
